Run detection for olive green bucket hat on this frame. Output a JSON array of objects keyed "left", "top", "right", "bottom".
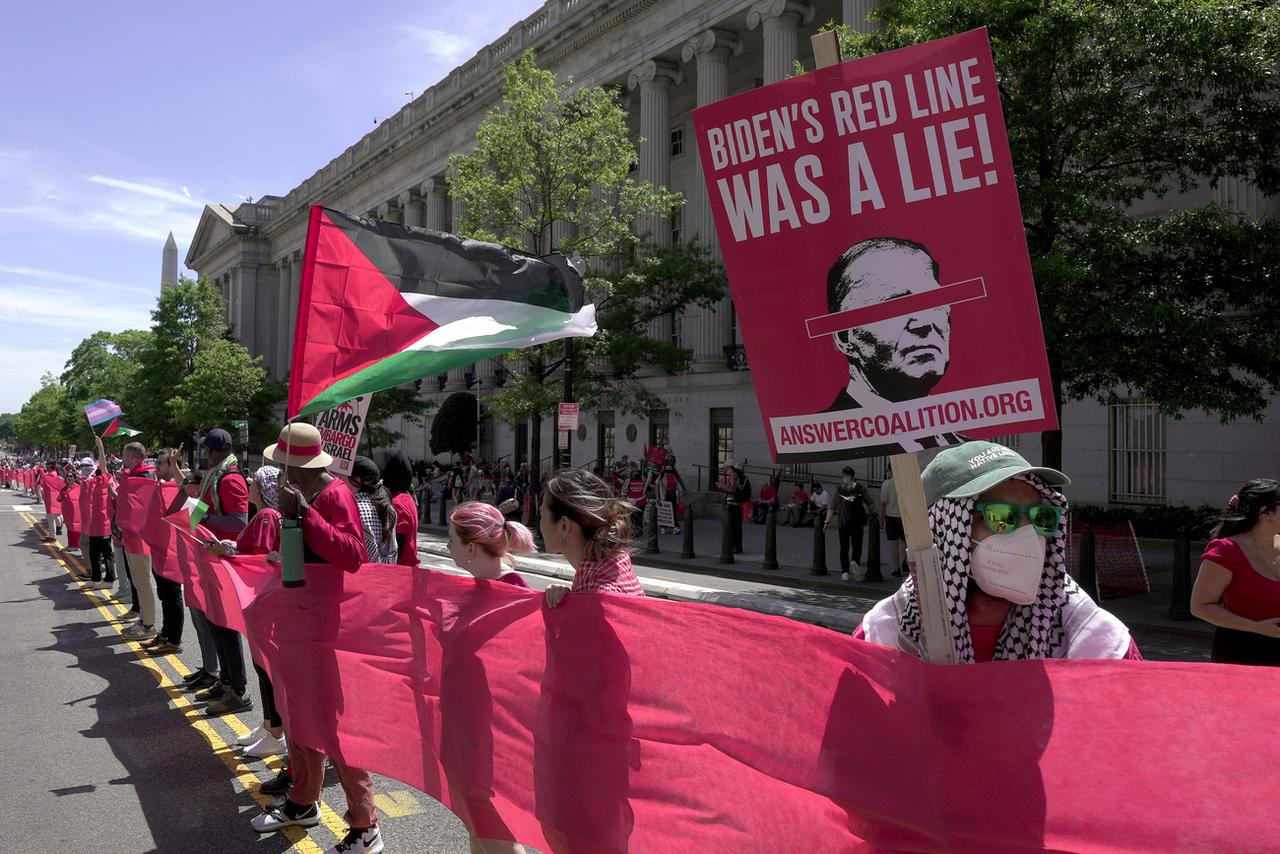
[{"left": 921, "top": 440, "right": 1069, "bottom": 506}]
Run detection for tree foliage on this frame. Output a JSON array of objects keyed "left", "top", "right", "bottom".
[
  {"left": 450, "top": 52, "right": 723, "bottom": 478},
  {"left": 59, "top": 329, "right": 152, "bottom": 448},
  {"left": 167, "top": 338, "right": 267, "bottom": 437},
  {"left": 828, "top": 0, "right": 1280, "bottom": 466},
  {"left": 430, "top": 392, "right": 478, "bottom": 457},
  {"left": 14, "top": 374, "right": 70, "bottom": 451},
  {"left": 0, "top": 412, "right": 16, "bottom": 446}
]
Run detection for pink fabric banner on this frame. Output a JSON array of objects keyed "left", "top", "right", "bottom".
[
  {"left": 142, "top": 482, "right": 181, "bottom": 582},
  {"left": 61, "top": 483, "right": 81, "bottom": 547},
  {"left": 229, "top": 562, "right": 1280, "bottom": 853},
  {"left": 40, "top": 473, "right": 64, "bottom": 514},
  {"left": 115, "top": 477, "right": 156, "bottom": 554}
]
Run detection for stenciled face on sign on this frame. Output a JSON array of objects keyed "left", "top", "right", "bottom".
[{"left": 826, "top": 238, "right": 951, "bottom": 409}]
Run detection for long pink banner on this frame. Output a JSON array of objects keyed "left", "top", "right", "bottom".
[{"left": 174, "top": 549, "right": 1274, "bottom": 852}]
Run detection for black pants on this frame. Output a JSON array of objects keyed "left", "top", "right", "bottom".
[
  {"left": 254, "top": 663, "right": 282, "bottom": 728},
  {"left": 88, "top": 536, "right": 115, "bottom": 582},
  {"left": 728, "top": 504, "right": 744, "bottom": 551},
  {"left": 1211, "top": 627, "right": 1280, "bottom": 666},
  {"left": 838, "top": 524, "right": 865, "bottom": 572},
  {"left": 211, "top": 624, "right": 247, "bottom": 692},
  {"left": 153, "top": 572, "right": 184, "bottom": 644}
]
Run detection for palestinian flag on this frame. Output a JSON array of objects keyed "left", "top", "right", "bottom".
[
  {"left": 164, "top": 497, "right": 208, "bottom": 534},
  {"left": 102, "top": 418, "right": 141, "bottom": 438},
  {"left": 287, "top": 206, "right": 597, "bottom": 419}
]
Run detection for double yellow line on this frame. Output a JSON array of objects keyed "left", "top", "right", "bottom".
[{"left": 21, "top": 514, "right": 350, "bottom": 852}]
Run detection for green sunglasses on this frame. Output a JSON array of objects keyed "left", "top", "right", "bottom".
[{"left": 973, "top": 501, "right": 1061, "bottom": 536}]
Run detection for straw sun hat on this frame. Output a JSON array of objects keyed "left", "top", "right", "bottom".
[{"left": 263, "top": 423, "right": 333, "bottom": 469}]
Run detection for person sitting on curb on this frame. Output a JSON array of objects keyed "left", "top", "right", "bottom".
[
  {"left": 855, "top": 441, "right": 1141, "bottom": 662},
  {"left": 783, "top": 482, "right": 810, "bottom": 527}
]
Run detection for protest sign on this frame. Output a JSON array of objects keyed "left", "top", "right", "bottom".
[
  {"left": 693, "top": 28, "right": 1056, "bottom": 463},
  {"left": 657, "top": 500, "right": 675, "bottom": 529},
  {"left": 315, "top": 393, "right": 372, "bottom": 477}
]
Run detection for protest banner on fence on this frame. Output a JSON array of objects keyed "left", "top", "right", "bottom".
[
  {"left": 692, "top": 28, "right": 1056, "bottom": 463},
  {"left": 657, "top": 500, "right": 675, "bottom": 528}
]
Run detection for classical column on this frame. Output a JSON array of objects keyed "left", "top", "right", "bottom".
[
  {"left": 682, "top": 29, "right": 741, "bottom": 247},
  {"left": 287, "top": 251, "right": 302, "bottom": 374},
  {"left": 377, "top": 199, "right": 403, "bottom": 224},
  {"left": 627, "top": 60, "right": 682, "bottom": 246},
  {"left": 234, "top": 267, "right": 256, "bottom": 354},
  {"left": 275, "top": 259, "right": 291, "bottom": 376},
  {"left": 844, "top": 0, "right": 880, "bottom": 33},
  {"left": 447, "top": 366, "right": 468, "bottom": 391},
  {"left": 747, "top": 0, "right": 815, "bottom": 85},
  {"left": 423, "top": 179, "right": 449, "bottom": 231},
  {"left": 450, "top": 190, "right": 467, "bottom": 236},
  {"left": 399, "top": 190, "right": 423, "bottom": 227}
]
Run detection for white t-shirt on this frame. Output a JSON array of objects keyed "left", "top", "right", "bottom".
[{"left": 810, "top": 489, "right": 830, "bottom": 510}]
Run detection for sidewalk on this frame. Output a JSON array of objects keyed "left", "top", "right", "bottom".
[{"left": 420, "top": 508, "right": 1212, "bottom": 636}]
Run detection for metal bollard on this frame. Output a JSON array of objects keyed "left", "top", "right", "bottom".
[
  {"left": 1079, "top": 527, "right": 1097, "bottom": 601},
  {"left": 811, "top": 520, "right": 828, "bottom": 575},
  {"left": 680, "top": 506, "right": 695, "bottom": 559},
  {"left": 1169, "top": 527, "right": 1193, "bottom": 620},
  {"left": 763, "top": 508, "right": 779, "bottom": 570},
  {"left": 864, "top": 513, "right": 883, "bottom": 582},
  {"left": 644, "top": 502, "right": 659, "bottom": 554},
  {"left": 438, "top": 491, "right": 448, "bottom": 527},
  {"left": 719, "top": 500, "right": 735, "bottom": 564}
]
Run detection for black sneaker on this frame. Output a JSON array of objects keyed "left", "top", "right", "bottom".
[
  {"left": 181, "top": 668, "right": 209, "bottom": 684},
  {"left": 194, "top": 682, "right": 227, "bottom": 702},
  {"left": 205, "top": 689, "right": 253, "bottom": 717},
  {"left": 182, "top": 671, "right": 220, "bottom": 692},
  {"left": 258, "top": 769, "right": 293, "bottom": 797}
]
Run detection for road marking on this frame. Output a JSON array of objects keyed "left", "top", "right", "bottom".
[
  {"left": 374, "top": 789, "right": 427, "bottom": 817},
  {"left": 3, "top": 505, "right": 35, "bottom": 511},
  {"left": 21, "top": 515, "right": 349, "bottom": 852}
]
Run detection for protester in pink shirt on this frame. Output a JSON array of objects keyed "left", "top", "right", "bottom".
[
  {"left": 539, "top": 469, "right": 645, "bottom": 607},
  {"left": 382, "top": 452, "right": 419, "bottom": 568},
  {"left": 449, "top": 501, "right": 534, "bottom": 589}
]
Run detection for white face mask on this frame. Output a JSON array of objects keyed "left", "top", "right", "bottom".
[{"left": 970, "top": 523, "right": 1046, "bottom": 606}]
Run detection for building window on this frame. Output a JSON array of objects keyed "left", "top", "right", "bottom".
[
  {"left": 597, "top": 410, "right": 616, "bottom": 469},
  {"left": 710, "top": 407, "right": 734, "bottom": 482},
  {"left": 649, "top": 412, "right": 670, "bottom": 450},
  {"left": 671, "top": 208, "right": 682, "bottom": 244},
  {"left": 669, "top": 126, "right": 684, "bottom": 158},
  {"left": 1109, "top": 398, "right": 1167, "bottom": 504}
]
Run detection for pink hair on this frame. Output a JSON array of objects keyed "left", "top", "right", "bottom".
[{"left": 450, "top": 501, "right": 535, "bottom": 566}]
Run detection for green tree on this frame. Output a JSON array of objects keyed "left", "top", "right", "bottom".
[
  {"left": 0, "top": 412, "right": 15, "bottom": 447},
  {"left": 449, "top": 52, "right": 687, "bottom": 480},
  {"left": 827, "top": 0, "right": 1280, "bottom": 468},
  {"left": 14, "top": 374, "right": 71, "bottom": 452},
  {"left": 361, "top": 382, "right": 435, "bottom": 455},
  {"left": 132, "top": 277, "right": 230, "bottom": 446},
  {"left": 58, "top": 329, "right": 152, "bottom": 448},
  {"left": 167, "top": 338, "right": 267, "bottom": 440},
  {"left": 430, "top": 392, "right": 478, "bottom": 457}
]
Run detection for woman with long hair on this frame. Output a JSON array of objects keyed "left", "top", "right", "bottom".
[
  {"left": 1191, "top": 479, "right": 1280, "bottom": 665},
  {"left": 349, "top": 456, "right": 399, "bottom": 564},
  {"left": 381, "top": 452, "right": 419, "bottom": 568},
  {"left": 539, "top": 469, "right": 644, "bottom": 607}
]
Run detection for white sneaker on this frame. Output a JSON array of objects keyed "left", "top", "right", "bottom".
[
  {"left": 841, "top": 572, "right": 850, "bottom": 581},
  {"left": 327, "top": 826, "right": 384, "bottom": 854},
  {"left": 237, "top": 724, "right": 267, "bottom": 746},
  {"left": 251, "top": 801, "right": 320, "bottom": 833},
  {"left": 243, "top": 733, "right": 288, "bottom": 758}
]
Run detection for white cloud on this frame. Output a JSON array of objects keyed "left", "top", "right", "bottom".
[
  {"left": 0, "top": 264, "right": 143, "bottom": 292},
  {"left": 88, "top": 175, "right": 205, "bottom": 209},
  {"left": 0, "top": 284, "right": 154, "bottom": 331},
  {"left": 395, "top": 25, "right": 477, "bottom": 65},
  {"left": 42, "top": 192, "right": 62, "bottom": 202}
]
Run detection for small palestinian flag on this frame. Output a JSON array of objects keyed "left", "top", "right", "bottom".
[
  {"left": 164, "top": 497, "right": 208, "bottom": 534},
  {"left": 287, "top": 206, "right": 597, "bottom": 419},
  {"left": 102, "top": 418, "right": 141, "bottom": 438}
]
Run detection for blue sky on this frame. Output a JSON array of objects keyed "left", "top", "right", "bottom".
[{"left": 0, "top": 0, "right": 543, "bottom": 413}]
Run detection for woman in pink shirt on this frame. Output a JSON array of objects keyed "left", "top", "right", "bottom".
[
  {"left": 448, "top": 501, "right": 534, "bottom": 588},
  {"left": 539, "top": 469, "right": 644, "bottom": 607},
  {"left": 1191, "top": 479, "right": 1280, "bottom": 665},
  {"left": 382, "top": 452, "right": 420, "bottom": 568}
]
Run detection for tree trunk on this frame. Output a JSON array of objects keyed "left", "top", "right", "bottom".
[
  {"left": 1040, "top": 376, "right": 1065, "bottom": 470},
  {"left": 530, "top": 413, "right": 543, "bottom": 483}
]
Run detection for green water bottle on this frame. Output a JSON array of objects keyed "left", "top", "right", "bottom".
[{"left": 280, "top": 515, "right": 306, "bottom": 588}]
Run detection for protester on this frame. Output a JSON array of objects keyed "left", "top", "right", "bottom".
[
  {"left": 656, "top": 461, "right": 684, "bottom": 534},
  {"left": 1190, "top": 479, "right": 1280, "bottom": 666},
  {"left": 725, "top": 461, "right": 751, "bottom": 554},
  {"left": 449, "top": 501, "right": 533, "bottom": 588},
  {"left": 783, "top": 481, "right": 810, "bottom": 527},
  {"left": 79, "top": 454, "right": 119, "bottom": 595},
  {"left": 826, "top": 467, "right": 872, "bottom": 581},
  {"left": 350, "top": 456, "right": 399, "bottom": 564},
  {"left": 857, "top": 441, "right": 1140, "bottom": 661},
  {"left": 176, "top": 469, "right": 222, "bottom": 692},
  {"left": 250, "top": 423, "right": 384, "bottom": 854},
  {"left": 382, "top": 452, "right": 420, "bottom": 568},
  {"left": 206, "top": 465, "right": 288, "bottom": 758},
  {"left": 879, "top": 475, "right": 906, "bottom": 577},
  {"left": 540, "top": 469, "right": 644, "bottom": 607},
  {"left": 752, "top": 477, "right": 779, "bottom": 524},
  {"left": 114, "top": 440, "right": 161, "bottom": 643},
  {"left": 140, "top": 452, "right": 184, "bottom": 656}
]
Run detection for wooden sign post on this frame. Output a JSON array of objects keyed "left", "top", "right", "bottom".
[{"left": 811, "top": 29, "right": 956, "bottom": 664}]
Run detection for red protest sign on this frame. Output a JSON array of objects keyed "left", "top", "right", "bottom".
[
  {"left": 558, "top": 402, "right": 580, "bottom": 431},
  {"left": 693, "top": 29, "right": 1056, "bottom": 463}
]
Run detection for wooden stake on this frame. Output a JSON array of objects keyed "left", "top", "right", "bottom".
[{"left": 811, "top": 30, "right": 841, "bottom": 70}]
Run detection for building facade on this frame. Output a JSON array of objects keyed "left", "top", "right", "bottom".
[{"left": 185, "top": 0, "right": 1279, "bottom": 508}]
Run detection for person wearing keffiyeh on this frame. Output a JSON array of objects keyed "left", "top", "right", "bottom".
[{"left": 856, "top": 441, "right": 1140, "bottom": 662}]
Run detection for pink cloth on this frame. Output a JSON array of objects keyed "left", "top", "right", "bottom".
[
  {"left": 852, "top": 624, "right": 1144, "bottom": 661},
  {"left": 1203, "top": 538, "right": 1280, "bottom": 622},
  {"left": 236, "top": 509, "right": 281, "bottom": 556},
  {"left": 40, "top": 472, "right": 64, "bottom": 514},
  {"left": 143, "top": 482, "right": 181, "bottom": 581},
  {"left": 80, "top": 474, "right": 111, "bottom": 537},
  {"left": 391, "top": 491, "right": 419, "bottom": 568},
  {"left": 301, "top": 478, "right": 365, "bottom": 571},
  {"left": 115, "top": 476, "right": 156, "bottom": 554},
  {"left": 569, "top": 551, "right": 645, "bottom": 597}
]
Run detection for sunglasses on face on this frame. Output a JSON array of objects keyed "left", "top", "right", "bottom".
[{"left": 973, "top": 501, "right": 1061, "bottom": 536}]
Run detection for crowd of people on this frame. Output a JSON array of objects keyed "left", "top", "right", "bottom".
[{"left": 3, "top": 433, "right": 1279, "bottom": 851}]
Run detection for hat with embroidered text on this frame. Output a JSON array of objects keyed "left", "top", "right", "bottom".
[{"left": 921, "top": 440, "right": 1069, "bottom": 506}]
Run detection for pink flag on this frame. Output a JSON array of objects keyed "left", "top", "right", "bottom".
[
  {"left": 142, "top": 481, "right": 181, "bottom": 582},
  {"left": 114, "top": 477, "right": 156, "bottom": 555}
]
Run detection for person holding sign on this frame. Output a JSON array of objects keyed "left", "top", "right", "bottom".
[{"left": 856, "top": 442, "right": 1140, "bottom": 662}]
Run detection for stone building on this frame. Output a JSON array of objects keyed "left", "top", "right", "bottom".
[{"left": 185, "top": 0, "right": 1278, "bottom": 508}]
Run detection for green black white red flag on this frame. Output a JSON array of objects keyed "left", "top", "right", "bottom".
[{"left": 286, "top": 206, "right": 597, "bottom": 419}]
